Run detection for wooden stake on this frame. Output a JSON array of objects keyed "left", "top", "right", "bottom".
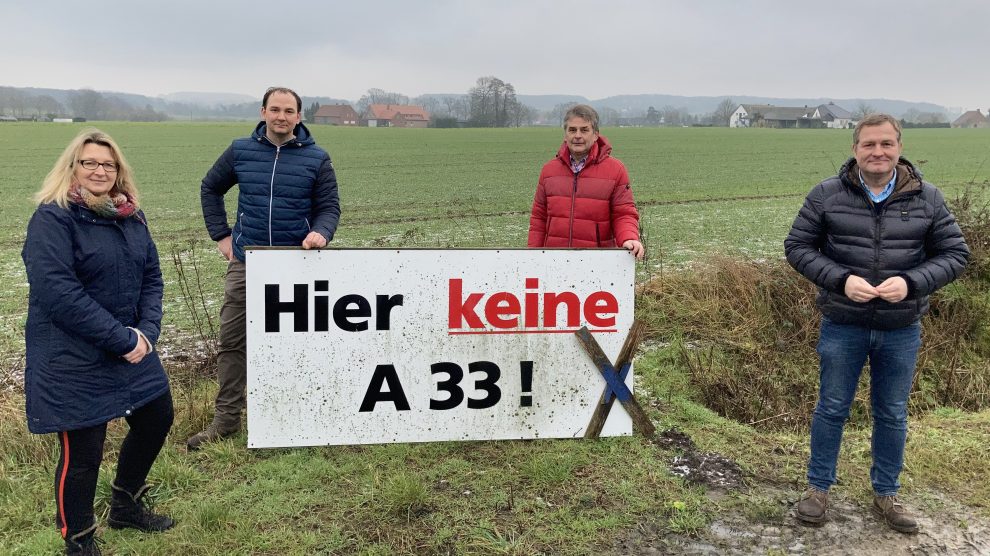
[{"left": 575, "top": 323, "right": 655, "bottom": 439}]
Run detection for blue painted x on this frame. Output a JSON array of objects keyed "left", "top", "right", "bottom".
[{"left": 601, "top": 362, "right": 632, "bottom": 404}]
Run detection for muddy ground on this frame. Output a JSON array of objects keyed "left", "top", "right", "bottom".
[{"left": 610, "top": 429, "right": 990, "bottom": 556}]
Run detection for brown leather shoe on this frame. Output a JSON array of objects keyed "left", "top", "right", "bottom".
[
  {"left": 795, "top": 488, "right": 829, "bottom": 525},
  {"left": 873, "top": 495, "right": 919, "bottom": 534},
  {"left": 186, "top": 419, "right": 240, "bottom": 451}
]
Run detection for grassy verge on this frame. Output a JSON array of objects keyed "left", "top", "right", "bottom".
[{"left": 2, "top": 337, "right": 988, "bottom": 555}]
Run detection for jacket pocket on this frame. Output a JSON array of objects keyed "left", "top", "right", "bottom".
[{"left": 49, "top": 325, "right": 106, "bottom": 370}]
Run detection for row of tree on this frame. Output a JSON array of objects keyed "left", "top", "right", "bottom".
[
  {"left": 0, "top": 87, "right": 168, "bottom": 121},
  {"left": 64, "top": 90, "right": 168, "bottom": 121},
  {"left": 1, "top": 85, "right": 950, "bottom": 127},
  {"left": 0, "top": 87, "right": 64, "bottom": 119}
]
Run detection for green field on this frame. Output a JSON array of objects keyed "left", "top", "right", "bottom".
[
  {"left": 2, "top": 123, "right": 989, "bottom": 363},
  {"left": 1, "top": 123, "right": 989, "bottom": 554}
]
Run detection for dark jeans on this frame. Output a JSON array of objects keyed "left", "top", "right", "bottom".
[
  {"left": 808, "top": 318, "right": 921, "bottom": 496},
  {"left": 215, "top": 260, "right": 247, "bottom": 425},
  {"left": 55, "top": 390, "right": 173, "bottom": 538}
]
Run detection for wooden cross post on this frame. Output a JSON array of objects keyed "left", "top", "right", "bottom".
[{"left": 575, "top": 321, "right": 655, "bottom": 439}]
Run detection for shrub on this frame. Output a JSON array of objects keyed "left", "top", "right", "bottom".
[{"left": 639, "top": 186, "right": 990, "bottom": 429}]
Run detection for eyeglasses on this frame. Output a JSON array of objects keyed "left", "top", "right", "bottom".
[{"left": 77, "top": 159, "right": 119, "bottom": 173}]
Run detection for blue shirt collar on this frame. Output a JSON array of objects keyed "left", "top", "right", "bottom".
[{"left": 859, "top": 168, "right": 897, "bottom": 203}]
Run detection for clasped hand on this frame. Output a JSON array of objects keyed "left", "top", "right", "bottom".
[{"left": 844, "top": 275, "right": 907, "bottom": 303}]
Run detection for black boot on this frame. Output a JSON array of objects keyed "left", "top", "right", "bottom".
[
  {"left": 65, "top": 522, "right": 101, "bottom": 555},
  {"left": 107, "top": 482, "right": 175, "bottom": 532}
]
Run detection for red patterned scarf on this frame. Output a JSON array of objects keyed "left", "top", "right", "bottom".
[{"left": 68, "top": 182, "right": 142, "bottom": 222}]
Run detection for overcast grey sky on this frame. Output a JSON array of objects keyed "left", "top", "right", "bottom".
[{"left": 3, "top": 1, "right": 987, "bottom": 111}]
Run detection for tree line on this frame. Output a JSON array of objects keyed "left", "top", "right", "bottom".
[
  {"left": 1, "top": 84, "right": 950, "bottom": 128},
  {"left": 0, "top": 87, "right": 168, "bottom": 121}
]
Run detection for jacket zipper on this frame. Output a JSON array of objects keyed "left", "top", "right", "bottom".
[
  {"left": 268, "top": 146, "right": 280, "bottom": 245},
  {"left": 235, "top": 212, "right": 244, "bottom": 244},
  {"left": 568, "top": 171, "right": 578, "bottom": 246}
]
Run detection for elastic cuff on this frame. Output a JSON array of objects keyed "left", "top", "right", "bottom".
[
  {"left": 837, "top": 272, "right": 852, "bottom": 294},
  {"left": 897, "top": 273, "right": 915, "bottom": 298},
  {"left": 127, "top": 327, "right": 154, "bottom": 353}
]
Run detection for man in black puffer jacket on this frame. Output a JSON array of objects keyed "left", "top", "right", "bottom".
[{"left": 784, "top": 114, "right": 968, "bottom": 533}]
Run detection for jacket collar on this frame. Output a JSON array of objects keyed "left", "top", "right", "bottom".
[
  {"left": 252, "top": 121, "right": 315, "bottom": 148},
  {"left": 840, "top": 156, "right": 923, "bottom": 196},
  {"left": 556, "top": 134, "right": 613, "bottom": 167}
]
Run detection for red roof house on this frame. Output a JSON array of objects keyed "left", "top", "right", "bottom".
[{"left": 363, "top": 104, "right": 430, "bottom": 128}]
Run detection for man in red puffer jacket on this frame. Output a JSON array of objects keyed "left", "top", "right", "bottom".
[{"left": 528, "top": 104, "right": 644, "bottom": 259}]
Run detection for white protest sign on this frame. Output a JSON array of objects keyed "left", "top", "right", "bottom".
[{"left": 245, "top": 249, "right": 635, "bottom": 447}]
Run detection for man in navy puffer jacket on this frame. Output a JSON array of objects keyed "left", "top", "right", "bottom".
[
  {"left": 785, "top": 114, "right": 968, "bottom": 533},
  {"left": 189, "top": 87, "right": 340, "bottom": 450}
]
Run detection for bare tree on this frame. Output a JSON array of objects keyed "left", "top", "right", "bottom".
[
  {"left": 661, "top": 105, "right": 690, "bottom": 127},
  {"left": 413, "top": 96, "right": 441, "bottom": 117},
  {"left": 356, "top": 88, "right": 409, "bottom": 113},
  {"left": 0, "top": 86, "right": 28, "bottom": 116},
  {"left": 468, "top": 76, "right": 523, "bottom": 127},
  {"left": 712, "top": 98, "right": 736, "bottom": 126},
  {"left": 901, "top": 108, "right": 922, "bottom": 123},
  {"left": 33, "top": 95, "right": 64, "bottom": 118},
  {"left": 598, "top": 106, "right": 620, "bottom": 127},
  {"left": 853, "top": 101, "right": 876, "bottom": 120},
  {"left": 70, "top": 89, "right": 109, "bottom": 119},
  {"left": 547, "top": 102, "right": 578, "bottom": 126},
  {"left": 918, "top": 111, "right": 948, "bottom": 124}
]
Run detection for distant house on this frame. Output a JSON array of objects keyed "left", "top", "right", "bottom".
[
  {"left": 730, "top": 104, "right": 774, "bottom": 128},
  {"left": 730, "top": 103, "right": 854, "bottom": 129},
  {"left": 313, "top": 104, "right": 359, "bottom": 126},
  {"left": 811, "top": 103, "right": 854, "bottom": 129},
  {"left": 952, "top": 109, "right": 989, "bottom": 129},
  {"left": 363, "top": 104, "right": 430, "bottom": 128}
]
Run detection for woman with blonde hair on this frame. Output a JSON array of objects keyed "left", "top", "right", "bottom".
[{"left": 22, "top": 129, "right": 174, "bottom": 555}]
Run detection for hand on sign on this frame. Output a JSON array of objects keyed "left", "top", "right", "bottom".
[
  {"left": 622, "top": 240, "right": 645, "bottom": 260},
  {"left": 302, "top": 232, "right": 327, "bottom": 249}
]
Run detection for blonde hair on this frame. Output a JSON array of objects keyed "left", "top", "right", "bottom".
[{"left": 35, "top": 128, "right": 139, "bottom": 207}]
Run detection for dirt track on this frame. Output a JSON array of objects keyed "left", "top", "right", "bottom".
[{"left": 609, "top": 429, "right": 990, "bottom": 555}]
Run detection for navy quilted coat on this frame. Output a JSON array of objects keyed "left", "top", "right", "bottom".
[
  {"left": 200, "top": 121, "right": 340, "bottom": 262},
  {"left": 22, "top": 203, "right": 170, "bottom": 433},
  {"left": 785, "top": 157, "right": 969, "bottom": 330}
]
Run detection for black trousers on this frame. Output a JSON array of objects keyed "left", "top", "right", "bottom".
[{"left": 54, "top": 390, "right": 174, "bottom": 538}]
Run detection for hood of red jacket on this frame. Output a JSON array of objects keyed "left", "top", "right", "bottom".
[{"left": 555, "top": 134, "right": 613, "bottom": 166}]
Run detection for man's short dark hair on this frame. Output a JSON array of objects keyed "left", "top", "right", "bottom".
[
  {"left": 854, "top": 113, "right": 902, "bottom": 144},
  {"left": 263, "top": 87, "right": 302, "bottom": 112},
  {"left": 564, "top": 104, "right": 600, "bottom": 133}
]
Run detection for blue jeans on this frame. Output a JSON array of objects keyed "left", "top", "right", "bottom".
[{"left": 808, "top": 317, "right": 921, "bottom": 496}]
